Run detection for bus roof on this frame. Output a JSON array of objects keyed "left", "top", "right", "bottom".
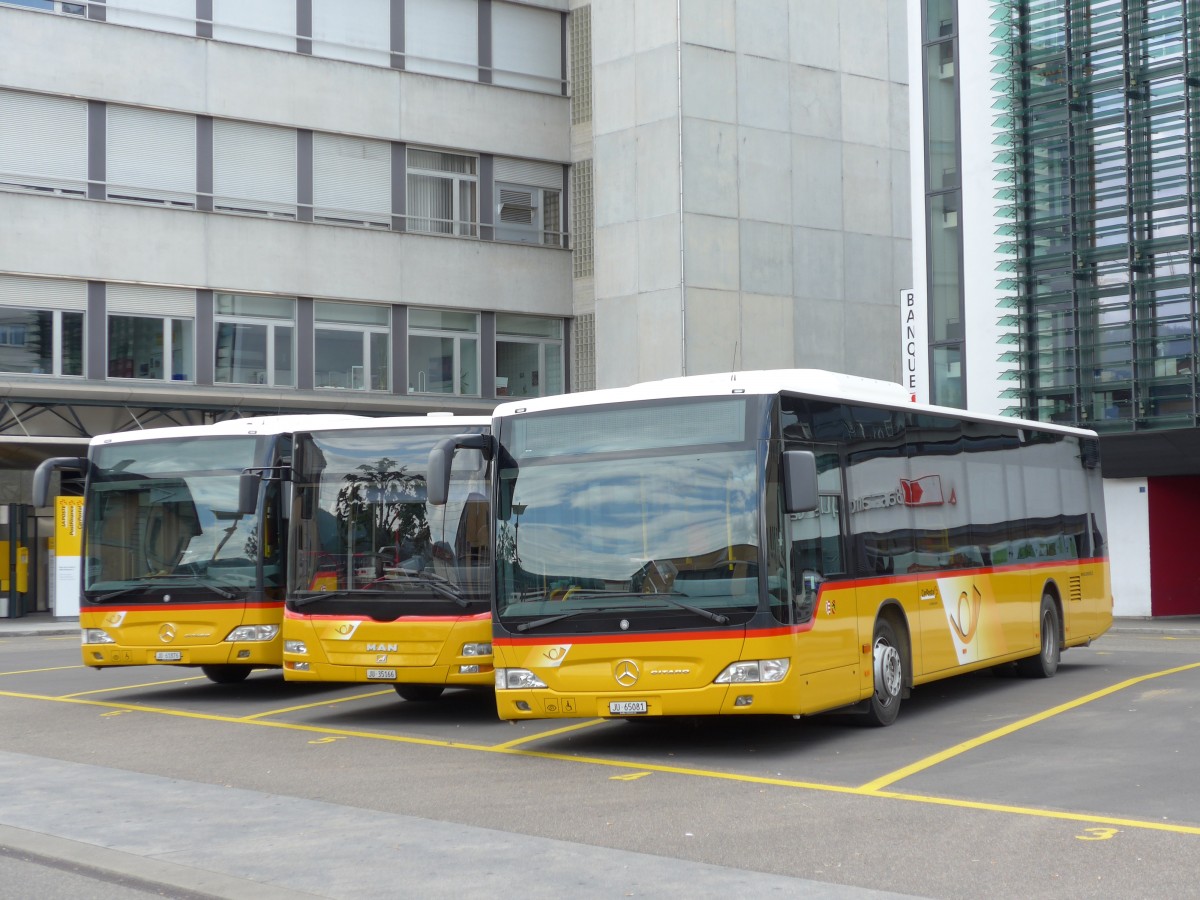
[
  {"left": 493, "top": 369, "right": 1098, "bottom": 438},
  {"left": 295, "top": 414, "right": 491, "bottom": 438},
  {"left": 88, "top": 414, "right": 371, "bottom": 447}
]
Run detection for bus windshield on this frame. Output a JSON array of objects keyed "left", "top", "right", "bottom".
[
  {"left": 495, "top": 399, "right": 764, "bottom": 630},
  {"left": 85, "top": 436, "right": 266, "bottom": 596},
  {"left": 289, "top": 427, "right": 490, "bottom": 610}
]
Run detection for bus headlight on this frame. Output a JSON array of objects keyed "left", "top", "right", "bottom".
[
  {"left": 495, "top": 668, "right": 547, "bottom": 690},
  {"left": 714, "top": 658, "right": 790, "bottom": 684},
  {"left": 461, "top": 642, "right": 492, "bottom": 657},
  {"left": 284, "top": 640, "right": 307, "bottom": 655},
  {"left": 81, "top": 629, "right": 115, "bottom": 645},
  {"left": 225, "top": 625, "right": 279, "bottom": 643}
]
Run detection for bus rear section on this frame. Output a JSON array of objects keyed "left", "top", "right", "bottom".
[
  {"left": 36, "top": 415, "right": 364, "bottom": 684},
  {"left": 463, "top": 370, "right": 1112, "bottom": 725},
  {"left": 282, "top": 418, "right": 494, "bottom": 701}
]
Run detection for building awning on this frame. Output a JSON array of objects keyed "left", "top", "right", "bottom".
[
  {"left": 0, "top": 436, "right": 91, "bottom": 470},
  {"left": 1099, "top": 428, "right": 1200, "bottom": 479}
]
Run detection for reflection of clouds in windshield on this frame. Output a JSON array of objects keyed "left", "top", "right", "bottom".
[{"left": 509, "top": 453, "right": 757, "bottom": 581}]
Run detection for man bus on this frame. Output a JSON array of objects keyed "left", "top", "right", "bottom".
[
  {"left": 282, "top": 416, "right": 493, "bottom": 701},
  {"left": 428, "top": 369, "right": 1112, "bottom": 725},
  {"left": 33, "top": 415, "right": 364, "bottom": 683}
]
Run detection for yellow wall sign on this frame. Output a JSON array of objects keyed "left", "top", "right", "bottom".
[
  {"left": 54, "top": 497, "right": 85, "bottom": 616},
  {"left": 55, "top": 497, "right": 84, "bottom": 556}
]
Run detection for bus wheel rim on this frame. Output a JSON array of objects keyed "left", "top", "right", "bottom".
[{"left": 874, "top": 639, "right": 902, "bottom": 703}]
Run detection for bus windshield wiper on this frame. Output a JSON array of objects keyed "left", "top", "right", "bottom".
[
  {"left": 291, "top": 590, "right": 356, "bottom": 608},
  {"left": 570, "top": 591, "right": 731, "bottom": 625},
  {"left": 90, "top": 576, "right": 239, "bottom": 602},
  {"left": 383, "top": 573, "right": 470, "bottom": 608},
  {"left": 90, "top": 586, "right": 141, "bottom": 603}
]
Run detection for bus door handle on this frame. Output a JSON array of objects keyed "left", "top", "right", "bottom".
[{"left": 919, "top": 589, "right": 938, "bottom": 602}]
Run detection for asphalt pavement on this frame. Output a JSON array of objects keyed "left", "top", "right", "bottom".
[{"left": 1, "top": 611, "right": 1197, "bottom": 899}]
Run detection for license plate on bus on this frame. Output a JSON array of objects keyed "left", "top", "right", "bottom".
[
  {"left": 366, "top": 669, "right": 396, "bottom": 680},
  {"left": 155, "top": 651, "right": 182, "bottom": 661},
  {"left": 609, "top": 700, "right": 647, "bottom": 715}
]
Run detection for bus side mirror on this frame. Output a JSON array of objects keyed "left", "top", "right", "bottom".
[
  {"left": 783, "top": 450, "right": 819, "bottom": 514},
  {"left": 238, "top": 471, "right": 262, "bottom": 516},
  {"left": 427, "top": 433, "right": 493, "bottom": 507},
  {"left": 32, "top": 456, "right": 88, "bottom": 507}
]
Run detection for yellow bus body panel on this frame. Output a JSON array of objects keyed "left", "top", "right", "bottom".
[
  {"left": 495, "top": 560, "right": 1112, "bottom": 720},
  {"left": 281, "top": 612, "right": 493, "bottom": 686},
  {"left": 79, "top": 604, "right": 282, "bottom": 668}
]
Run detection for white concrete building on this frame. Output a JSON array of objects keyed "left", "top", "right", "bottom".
[{"left": 1, "top": 0, "right": 912, "bottom": 615}]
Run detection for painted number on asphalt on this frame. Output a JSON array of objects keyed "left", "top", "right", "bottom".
[
  {"left": 610, "top": 772, "right": 651, "bottom": 781},
  {"left": 1076, "top": 827, "right": 1120, "bottom": 841},
  {"left": 308, "top": 736, "right": 346, "bottom": 745}
]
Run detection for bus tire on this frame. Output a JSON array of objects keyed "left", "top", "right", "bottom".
[
  {"left": 201, "top": 665, "right": 252, "bottom": 684},
  {"left": 1017, "top": 595, "right": 1060, "bottom": 679},
  {"left": 394, "top": 684, "right": 444, "bottom": 702},
  {"left": 865, "top": 618, "right": 904, "bottom": 727}
]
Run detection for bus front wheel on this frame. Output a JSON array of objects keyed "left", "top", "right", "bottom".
[
  {"left": 1017, "top": 595, "right": 1060, "bottom": 679},
  {"left": 394, "top": 684, "right": 444, "bottom": 702},
  {"left": 201, "top": 665, "right": 252, "bottom": 684},
  {"left": 866, "top": 618, "right": 904, "bottom": 727}
]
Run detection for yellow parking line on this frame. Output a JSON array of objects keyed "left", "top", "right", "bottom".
[
  {"left": 4, "top": 678, "right": 1200, "bottom": 838},
  {"left": 58, "top": 676, "right": 201, "bottom": 698},
  {"left": 860, "top": 660, "right": 1200, "bottom": 793},
  {"left": 491, "top": 719, "right": 606, "bottom": 749},
  {"left": 240, "top": 689, "right": 395, "bottom": 720},
  {"left": 0, "top": 665, "right": 82, "bottom": 677}
]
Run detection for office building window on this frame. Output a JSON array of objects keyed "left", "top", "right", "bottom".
[
  {"left": 313, "top": 133, "right": 391, "bottom": 228},
  {"left": 108, "top": 315, "right": 194, "bottom": 381},
  {"left": 314, "top": 301, "right": 389, "bottom": 390},
  {"left": 492, "top": 1, "right": 563, "bottom": 93},
  {"left": 214, "top": 293, "right": 295, "bottom": 386},
  {"left": 0, "top": 1, "right": 84, "bottom": 16},
  {"left": 312, "top": 0, "right": 390, "bottom": 66},
  {"left": 0, "top": 308, "right": 82, "bottom": 375},
  {"left": 105, "top": 0, "right": 195, "bottom": 38},
  {"left": 495, "top": 159, "right": 564, "bottom": 246},
  {"left": 213, "top": 120, "right": 298, "bottom": 218},
  {"left": 0, "top": 89, "right": 87, "bottom": 196},
  {"left": 106, "top": 282, "right": 196, "bottom": 382},
  {"left": 408, "top": 308, "right": 478, "bottom": 396},
  {"left": 407, "top": 148, "right": 478, "bottom": 236},
  {"left": 405, "top": 0, "right": 478, "bottom": 80},
  {"left": 495, "top": 314, "right": 562, "bottom": 398},
  {"left": 107, "top": 105, "right": 197, "bottom": 207},
  {"left": 211, "top": 0, "right": 296, "bottom": 52},
  {"left": 0, "top": 275, "right": 85, "bottom": 376}
]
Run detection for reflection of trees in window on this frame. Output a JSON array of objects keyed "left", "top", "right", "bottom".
[{"left": 334, "top": 458, "right": 429, "bottom": 552}]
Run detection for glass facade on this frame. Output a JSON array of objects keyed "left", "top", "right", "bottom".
[
  {"left": 995, "top": 0, "right": 1199, "bottom": 430},
  {"left": 924, "top": 0, "right": 965, "bottom": 406}
]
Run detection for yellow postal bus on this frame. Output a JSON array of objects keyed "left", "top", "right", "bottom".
[
  {"left": 428, "top": 369, "right": 1112, "bottom": 725},
  {"left": 34, "top": 415, "right": 364, "bottom": 683},
  {"left": 282, "top": 416, "right": 493, "bottom": 701}
]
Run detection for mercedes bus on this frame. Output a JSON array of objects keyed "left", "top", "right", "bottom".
[
  {"left": 34, "top": 415, "right": 364, "bottom": 683},
  {"left": 427, "top": 369, "right": 1112, "bottom": 725},
  {"left": 282, "top": 416, "right": 493, "bottom": 701}
]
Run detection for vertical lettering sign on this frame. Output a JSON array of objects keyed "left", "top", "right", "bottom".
[
  {"left": 900, "top": 289, "right": 928, "bottom": 404},
  {"left": 54, "top": 497, "right": 85, "bottom": 617}
]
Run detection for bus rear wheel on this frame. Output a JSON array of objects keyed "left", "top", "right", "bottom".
[
  {"left": 1017, "top": 595, "right": 1060, "bottom": 678},
  {"left": 201, "top": 665, "right": 252, "bottom": 684},
  {"left": 394, "top": 684, "right": 444, "bottom": 702},
  {"left": 865, "top": 618, "right": 904, "bottom": 727}
]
